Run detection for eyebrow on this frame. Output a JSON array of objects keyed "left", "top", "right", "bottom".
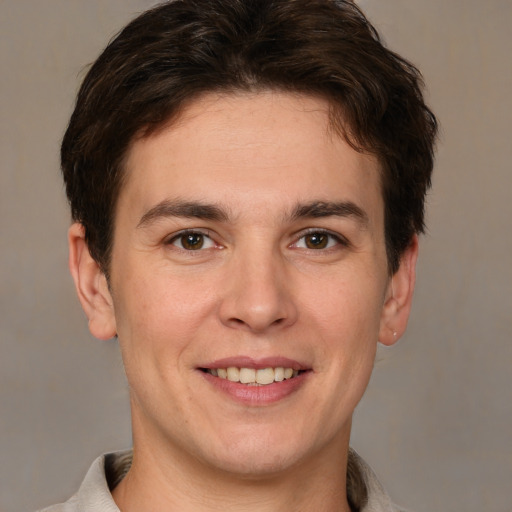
[
  {"left": 137, "top": 198, "right": 369, "bottom": 228},
  {"left": 290, "top": 201, "right": 369, "bottom": 227},
  {"left": 137, "top": 199, "right": 229, "bottom": 228}
]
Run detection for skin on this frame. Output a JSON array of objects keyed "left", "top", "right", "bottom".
[{"left": 69, "top": 91, "right": 418, "bottom": 512}]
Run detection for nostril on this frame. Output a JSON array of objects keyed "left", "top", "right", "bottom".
[{"left": 229, "top": 316, "right": 285, "bottom": 328}]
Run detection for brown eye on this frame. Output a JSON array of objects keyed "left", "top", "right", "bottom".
[
  {"left": 181, "top": 233, "right": 204, "bottom": 250},
  {"left": 292, "top": 230, "right": 346, "bottom": 251},
  {"left": 169, "top": 231, "right": 215, "bottom": 251},
  {"left": 304, "top": 233, "right": 329, "bottom": 249}
]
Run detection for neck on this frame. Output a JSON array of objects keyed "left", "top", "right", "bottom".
[{"left": 113, "top": 417, "right": 353, "bottom": 512}]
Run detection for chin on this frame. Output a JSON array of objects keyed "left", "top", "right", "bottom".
[
  {"left": 206, "top": 446, "right": 302, "bottom": 478},
  {"left": 193, "top": 425, "right": 323, "bottom": 479}
]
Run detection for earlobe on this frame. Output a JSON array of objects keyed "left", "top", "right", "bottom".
[
  {"left": 378, "top": 235, "right": 419, "bottom": 346},
  {"left": 68, "top": 223, "right": 117, "bottom": 340}
]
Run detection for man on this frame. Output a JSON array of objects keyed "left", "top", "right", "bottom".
[{"left": 40, "top": 0, "right": 437, "bottom": 510}]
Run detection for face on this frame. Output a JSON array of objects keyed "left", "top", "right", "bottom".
[{"left": 73, "top": 91, "right": 416, "bottom": 477}]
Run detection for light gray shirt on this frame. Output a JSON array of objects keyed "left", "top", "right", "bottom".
[{"left": 37, "top": 449, "right": 406, "bottom": 512}]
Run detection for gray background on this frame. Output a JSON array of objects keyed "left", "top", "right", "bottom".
[{"left": 1, "top": 1, "right": 511, "bottom": 511}]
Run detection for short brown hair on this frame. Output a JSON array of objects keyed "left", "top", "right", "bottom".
[{"left": 61, "top": 0, "right": 437, "bottom": 275}]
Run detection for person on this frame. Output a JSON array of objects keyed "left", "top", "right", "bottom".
[{"left": 39, "top": 0, "right": 437, "bottom": 510}]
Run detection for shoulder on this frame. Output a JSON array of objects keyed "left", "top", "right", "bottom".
[
  {"left": 34, "top": 451, "right": 131, "bottom": 512},
  {"left": 349, "top": 448, "right": 410, "bottom": 512},
  {"left": 36, "top": 495, "right": 79, "bottom": 512}
]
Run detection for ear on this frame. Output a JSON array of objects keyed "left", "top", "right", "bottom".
[
  {"left": 378, "top": 235, "right": 419, "bottom": 346},
  {"left": 68, "top": 223, "right": 117, "bottom": 340}
]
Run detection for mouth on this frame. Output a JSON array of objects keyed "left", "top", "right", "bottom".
[{"left": 200, "top": 366, "right": 306, "bottom": 385}]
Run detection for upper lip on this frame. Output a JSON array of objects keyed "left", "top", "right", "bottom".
[{"left": 200, "top": 356, "right": 309, "bottom": 371}]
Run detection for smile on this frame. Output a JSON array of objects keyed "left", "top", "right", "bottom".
[{"left": 203, "top": 367, "right": 302, "bottom": 385}]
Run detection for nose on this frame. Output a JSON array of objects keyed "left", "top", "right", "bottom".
[{"left": 219, "top": 247, "right": 298, "bottom": 333}]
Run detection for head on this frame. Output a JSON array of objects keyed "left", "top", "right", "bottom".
[
  {"left": 62, "top": 0, "right": 437, "bottom": 279},
  {"left": 63, "top": 0, "right": 437, "bottom": 493}
]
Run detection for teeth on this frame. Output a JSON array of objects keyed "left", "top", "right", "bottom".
[
  {"left": 207, "top": 366, "right": 300, "bottom": 385},
  {"left": 239, "top": 368, "right": 256, "bottom": 384},
  {"left": 256, "top": 368, "right": 275, "bottom": 385},
  {"left": 226, "top": 367, "right": 240, "bottom": 382}
]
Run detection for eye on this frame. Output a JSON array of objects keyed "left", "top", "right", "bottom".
[
  {"left": 168, "top": 231, "right": 216, "bottom": 251},
  {"left": 293, "top": 230, "right": 347, "bottom": 250}
]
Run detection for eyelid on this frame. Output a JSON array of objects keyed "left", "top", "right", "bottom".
[
  {"left": 165, "top": 228, "right": 220, "bottom": 249},
  {"left": 291, "top": 228, "right": 350, "bottom": 249}
]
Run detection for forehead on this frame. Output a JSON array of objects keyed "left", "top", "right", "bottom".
[{"left": 120, "top": 91, "right": 383, "bottom": 226}]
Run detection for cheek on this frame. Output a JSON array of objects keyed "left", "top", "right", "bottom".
[
  {"left": 305, "top": 273, "right": 384, "bottom": 370},
  {"left": 113, "top": 268, "right": 219, "bottom": 365},
  {"left": 308, "top": 270, "right": 384, "bottom": 329}
]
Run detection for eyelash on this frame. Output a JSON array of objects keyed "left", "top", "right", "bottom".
[
  {"left": 166, "top": 229, "right": 218, "bottom": 251},
  {"left": 292, "top": 229, "right": 349, "bottom": 251}
]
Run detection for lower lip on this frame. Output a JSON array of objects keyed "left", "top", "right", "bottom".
[{"left": 200, "top": 371, "right": 309, "bottom": 405}]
